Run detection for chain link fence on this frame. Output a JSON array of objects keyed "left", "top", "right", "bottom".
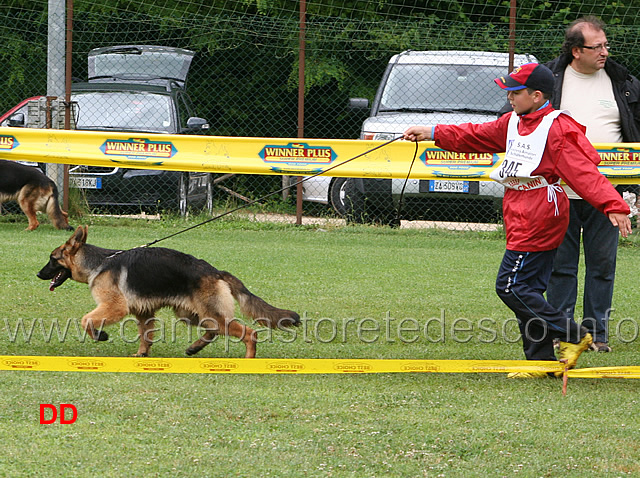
[{"left": 3, "top": 0, "right": 640, "bottom": 229}]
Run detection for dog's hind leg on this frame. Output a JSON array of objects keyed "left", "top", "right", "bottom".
[
  {"left": 173, "top": 307, "right": 218, "bottom": 356},
  {"left": 134, "top": 315, "right": 157, "bottom": 357},
  {"left": 186, "top": 317, "right": 257, "bottom": 358},
  {"left": 185, "top": 317, "right": 220, "bottom": 356},
  {"left": 44, "top": 190, "right": 72, "bottom": 230},
  {"left": 227, "top": 319, "right": 257, "bottom": 358},
  {"left": 184, "top": 280, "right": 257, "bottom": 357}
]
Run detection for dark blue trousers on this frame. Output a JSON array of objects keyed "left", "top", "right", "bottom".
[{"left": 496, "top": 249, "right": 583, "bottom": 361}]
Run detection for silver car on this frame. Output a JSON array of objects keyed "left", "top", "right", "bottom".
[{"left": 301, "top": 50, "right": 537, "bottom": 224}]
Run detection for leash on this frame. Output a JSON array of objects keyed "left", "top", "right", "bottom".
[
  {"left": 394, "top": 140, "right": 419, "bottom": 225},
  {"left": 140, "top": 136, "right": 407, "bottom": 248}
]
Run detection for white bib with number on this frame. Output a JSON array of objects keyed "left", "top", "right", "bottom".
[{"left": 490, "top": 110, "right": 565, "bottom": 191}]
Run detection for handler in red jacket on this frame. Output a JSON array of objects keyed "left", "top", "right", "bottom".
[{"left": 403, "top": 63, "right": 632, "bottom": 378}]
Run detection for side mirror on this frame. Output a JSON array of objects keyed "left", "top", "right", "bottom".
[
  {"left": 184, "top": 117, "right": 210, "bottom": 133},
  {"left": 8, "top": 113, "right": 26, "bottom": 127},
  {"left": 348, "top": 98, "right": 370, "bottom": 111}
]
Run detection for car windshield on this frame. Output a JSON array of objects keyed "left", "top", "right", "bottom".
[
  {"left": 73, "top": 91, "right": 174, "bottom": 133},
  {"left": 379, "top": 63, "right": 510, "bottom": 113},
  {"left": 89, "top": 47, "right": 193, "bottom": 84}
]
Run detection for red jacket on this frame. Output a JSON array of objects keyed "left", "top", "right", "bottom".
[{"left": 434, "top": 104, "right": 630, "bottom": 251}]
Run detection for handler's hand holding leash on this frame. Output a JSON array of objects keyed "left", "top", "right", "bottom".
[{"left": 403, "top": 126, "right": 434, "bottom": 142}]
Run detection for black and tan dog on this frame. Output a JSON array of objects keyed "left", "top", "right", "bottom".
[
  {"left": 0, "top": 160, "right": 72, "bottom": 231},
  {"left": 37, "top": 226, "right": 300, "bottom": 357}
]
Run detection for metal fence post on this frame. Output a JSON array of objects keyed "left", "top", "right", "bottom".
[
  {"left": 295, "top": 0, "right": 306, "bottom": 225},
  {"left": 47, "top": 0, "right": 67, "bottom": 208}
]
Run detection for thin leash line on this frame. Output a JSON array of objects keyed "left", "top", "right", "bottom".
[
  {"left": 140, "top": 136, "right": 407, "bottom": 248},
  {"left": 394, "top": 140, "right": 420, "bottom": 225}
]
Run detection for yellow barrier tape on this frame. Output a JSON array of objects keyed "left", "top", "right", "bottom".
[
  {"left": 566, "top": 366, "right": 640, "bottom": 379},
  {"left": 0, "top": 356, "right": 571, "bottom": 375},
  {"left": 1, "top": 356, "right": 636, "bottom": 378},
  {"left": 1, "top": 127, "right": 640, "bottom": 183}
]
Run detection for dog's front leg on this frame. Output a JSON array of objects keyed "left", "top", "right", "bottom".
[
  {"left": 17, "top": 189, "right": 41, "bottom": 230},
  {"left": 80, "top": 301, "right": 128, "bottom": 343},
  {"left": 20, "top": 203, "right": 40, "bottom": 231},
  {"left": 134, "top": 315, "right": 156, "bottom": 357}
]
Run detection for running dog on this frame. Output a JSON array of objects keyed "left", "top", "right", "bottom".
[
  {"left": 37, "top": 226, "right": 300, "bottom": 357},
  {"left": 0, "top": 160, "right": 72, "bottom": 231}
]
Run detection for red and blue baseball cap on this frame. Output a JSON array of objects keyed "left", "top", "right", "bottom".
[{"left": 494, "top": 63, "right": 555, "bottom": 93}]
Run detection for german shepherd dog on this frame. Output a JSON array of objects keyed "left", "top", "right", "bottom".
[
  {"left": 0, "top": 160, "right": 72, "bottom": 231},
  {"left": 37, "top": 226, "right": 300, "bottom": 357}
]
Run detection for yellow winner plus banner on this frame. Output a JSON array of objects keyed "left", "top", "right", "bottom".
[{"left": 1, "top": 127, "right": 640, "bottom": 183}]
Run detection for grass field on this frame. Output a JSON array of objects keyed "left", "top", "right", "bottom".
[{"left": 0, "top": 213, "right": 639, "bottom": 477}]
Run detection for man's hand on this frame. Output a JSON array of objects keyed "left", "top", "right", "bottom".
[
  {"left": 403, "top": 126, "right": 434, "bottom": 142},
  {"left": 608, "top": 212, "right": 633, "bottom": 238}
]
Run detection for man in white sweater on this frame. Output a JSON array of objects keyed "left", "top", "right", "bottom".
[{"left": 545, "top": 16, "right": 640, "bottom": 353}]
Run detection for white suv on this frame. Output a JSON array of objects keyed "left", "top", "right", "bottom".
[{"left": 302, "top": 50, "right": 537, "bottom": 224}]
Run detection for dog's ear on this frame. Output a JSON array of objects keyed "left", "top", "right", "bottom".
[{"left": 67, "top": 225, "right": 88, "bottom": 251}]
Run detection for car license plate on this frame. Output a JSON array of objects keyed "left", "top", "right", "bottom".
[
  {"left": 428, "top": 180, "right": 469, "bottom": 193},
  {"left": 70, "top": 177, "right": 102, "bottom": 189}
]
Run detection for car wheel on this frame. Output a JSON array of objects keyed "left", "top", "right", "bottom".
[
  {"left": 178, "top": 173, "right": 188, "bottom": 217},
  {"left": 342, "top": 178, "right": 400, "bottom": 227},
  {"left": 329, "top": 177, "right": 350, "bottom": 216}
]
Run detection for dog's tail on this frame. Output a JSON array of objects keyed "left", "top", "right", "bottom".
[
  {"left": 220, "top": 271, "right": 300, "bottom": 328},
  {"left": 45, "top": 181, "right": 73, "bottom": 231}
]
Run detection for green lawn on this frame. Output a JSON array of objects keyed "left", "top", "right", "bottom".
[{"left": 0, "top": 214, "right": 638, "bottom": 476}]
